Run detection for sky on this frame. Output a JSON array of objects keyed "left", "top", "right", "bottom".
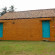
[{"left": 0, "top": 0, "right": 55, "bottom": 12}]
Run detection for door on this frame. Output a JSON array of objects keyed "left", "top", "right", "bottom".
[
  {"left": 42, "top": 20, "right": 50, "bottom": 38},
  {"left": 0, "top": 23, "right": 3, "bottom": 37}
]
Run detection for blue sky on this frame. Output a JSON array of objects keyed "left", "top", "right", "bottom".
[{"left": 0, "top": 0, "right": 55, "bottom": 11}]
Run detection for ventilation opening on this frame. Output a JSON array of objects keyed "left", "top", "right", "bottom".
[{"left": 42, "top": 39, "right": 50, "bottom": 42}]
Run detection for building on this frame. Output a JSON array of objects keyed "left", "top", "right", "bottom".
[{"left": 0, "top": 9, "right": 55, "bottom": 41}]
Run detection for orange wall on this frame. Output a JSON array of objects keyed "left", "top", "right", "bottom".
[{"left": 0, "top": 18, "right": 55, "bottom": 41}]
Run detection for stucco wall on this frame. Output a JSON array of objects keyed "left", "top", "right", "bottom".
[{"left": 0, "top": 18, "right": 55, "bottom": 41}]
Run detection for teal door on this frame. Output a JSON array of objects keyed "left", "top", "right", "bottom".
[
  {"left": 42, "top": 20, "right": 50, "bottom": 38},
  {"left": 0, "top": 23, "right": 3, "bottom": 37}
]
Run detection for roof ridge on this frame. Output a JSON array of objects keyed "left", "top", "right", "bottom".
[
  {"left": 16, "top": 8, "right": 55, "bottom": 12},
  {"left": 6, "top": 8, "right": 55, "bottom": 13}
]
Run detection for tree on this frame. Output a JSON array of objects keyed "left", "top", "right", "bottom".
[
  {"left": 8, "top": 5, "right": 14, "bottom": 12},
  {"left": 0, "top": 5, "right": 15, "bottom": 16},
  {"left": 0, "top": 12, "right": 1, "bottom": 16},
  {"left": 1, "top": 7, "right": 7, "bottom": 16}
]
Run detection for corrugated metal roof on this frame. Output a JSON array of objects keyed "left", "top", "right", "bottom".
[{"left": 0, "top": 9, "right": 55, "bottom": 19}]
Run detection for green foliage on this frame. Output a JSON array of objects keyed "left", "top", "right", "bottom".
[
  {"left": 0, "top": 5, "right": 15, "bottom": 16},
  {"left": 8, "top": 5, "right": 14, "bottom": 12},
  {"left": 0, "top": 7, "right": 7, "bottom": 16}
]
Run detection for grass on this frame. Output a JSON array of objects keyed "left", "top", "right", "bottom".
[{"left": 0, "top": 41, "right": 55, "bottom": 55}]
